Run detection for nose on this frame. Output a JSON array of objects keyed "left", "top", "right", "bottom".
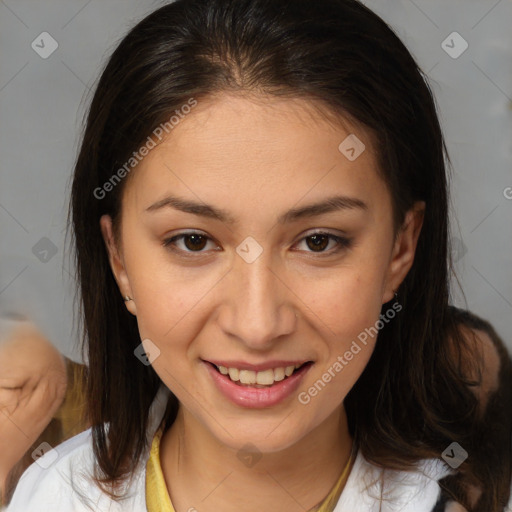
[{"left": 216, "top": 248, "right": 297, "bottom": 350}]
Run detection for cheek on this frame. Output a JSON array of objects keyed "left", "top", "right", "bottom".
[
  {"left": 124, "top": 237, "right": 222, "bottom": 338},
  {"left": 294, "top": 257, "right": 389, "bottom": 346},
  {"left": 124, "top": 250, "right": 229, "bottom": 388},
  {"left": 297, "top": 276, "right": 381, "bottom": 416},
  {"left": 303, "top": 347, "right": 374, "bottom": 409}
]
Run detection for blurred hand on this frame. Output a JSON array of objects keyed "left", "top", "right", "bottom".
[{"left": 0, "top": 320, "right": 67, "bottom": 495}]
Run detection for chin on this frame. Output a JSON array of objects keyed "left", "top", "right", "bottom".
[{"left": 209, "top": 419, "right": 310, "bottom": 455}]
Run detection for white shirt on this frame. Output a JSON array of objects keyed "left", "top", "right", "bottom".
[{"left": 5, "top": 386, "right": 511, "bottom": 512}]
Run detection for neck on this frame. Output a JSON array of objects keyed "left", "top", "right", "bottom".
[{"left": 160, "top": 405, "right": 353, "bottom": 512}]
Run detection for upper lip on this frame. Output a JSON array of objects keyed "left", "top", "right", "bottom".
[{"left": 204, "top": 359, "right": 312, "bottom": 372}]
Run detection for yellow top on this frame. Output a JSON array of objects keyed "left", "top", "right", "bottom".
[{"left": 146, "top": 424, "right": 354, "bottom": 512}]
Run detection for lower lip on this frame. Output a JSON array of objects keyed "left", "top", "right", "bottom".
[{"left": 204, "top": 362, "right": 312, "bottom": 409}]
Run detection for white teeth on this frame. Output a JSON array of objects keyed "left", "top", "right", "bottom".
[
  {"left": 216, "top": 363, "right": 307, "bottom": 386},
  {"left": 256, "top": 369, "right": 275, "bottom": 385},
  {"left": 228, "top": 368, "right": 240, "bottom": 381},
  {"left": 284, "top": 366, "right": 295, "bottom": 377},
  {"left": 274, "top": 367, "right": 285, "bottom": 381},
  {"left": 239, "top": 370, "right": 256, "bottom": 385}
]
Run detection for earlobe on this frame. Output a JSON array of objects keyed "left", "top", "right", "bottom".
[
  {"left": 99, "top": 214, "right": 137, "bottom": 315},
  {"left": 382, "top": 201, "right": 425, "bottom": 304}
]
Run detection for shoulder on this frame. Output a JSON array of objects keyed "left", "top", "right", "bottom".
[
  {"left": 6, "top": 384, "right": 170, "bottom": 512},
  {"left": 334, "top": 448, "right": 453, "bottom": 512},
  {"left": 5, "top": 429, "right": 95, "bottom": 511},
  {"left": 5, "top": 428, "right": 146, "bottom": 512}
]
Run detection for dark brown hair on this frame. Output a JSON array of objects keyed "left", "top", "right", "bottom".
[{"left": 67, "top": 0, "right": 512, "bottom": 509}]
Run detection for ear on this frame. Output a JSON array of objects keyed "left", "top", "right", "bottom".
[
  {"left": 99, "top": 214, "right": 137, "bottom": 316},
  {"left": 382, "top": 201, "right": 425, "bottom": 304}
]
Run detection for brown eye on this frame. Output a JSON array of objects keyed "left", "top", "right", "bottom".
[
  {"left": 306, "top": 234, "right": 330, "bottom": 252},
  {"left": 163, "top": 232, "right": 217, "bottom": 254},
  {"left": 183, "top": 234, "right": 207, "bottom": 251},
  {"left": 295, "top": 232, "right": 352, "bottom": 255}
]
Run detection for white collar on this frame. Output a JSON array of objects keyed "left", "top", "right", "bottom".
[
  {"left": 334, "top": 445, "right": 453, "bottom": 511},
  {"left": 149, "top": 385, "right": 453, "bottom": 511}
]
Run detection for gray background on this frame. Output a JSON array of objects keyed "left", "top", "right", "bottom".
[{"left": 1, "top": 0, "right": 511, "bottom": 361}]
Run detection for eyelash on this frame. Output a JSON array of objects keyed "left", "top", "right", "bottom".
[{"left": 162, "top": 231, "right": 352, "bottom": 257}]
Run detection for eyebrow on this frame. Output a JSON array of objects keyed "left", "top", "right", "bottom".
[{"left": 145, "top": 194, "right": 368, "bottom": 224}]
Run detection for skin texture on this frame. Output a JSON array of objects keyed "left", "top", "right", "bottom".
[
  {"left": 101, "top": 93, "right": 425, "bottom": 511},
  {"left": 0, "top": 321, "right": 67, "bottom": 500}
]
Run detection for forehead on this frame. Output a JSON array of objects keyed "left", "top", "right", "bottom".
[{"left": 121, "top": 93, "right": 388, "bottom": 219}]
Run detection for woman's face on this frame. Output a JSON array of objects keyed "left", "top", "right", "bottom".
[{"left": 101, "top": 93, "right": 424, "bottom": 453}]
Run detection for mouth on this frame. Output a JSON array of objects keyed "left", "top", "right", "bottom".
[
  {"left": 206, "top": 361, "right": 313, "bottom": 388},
  {"left": 203, "top": 359, "right": 314, "bottom": 408}
]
